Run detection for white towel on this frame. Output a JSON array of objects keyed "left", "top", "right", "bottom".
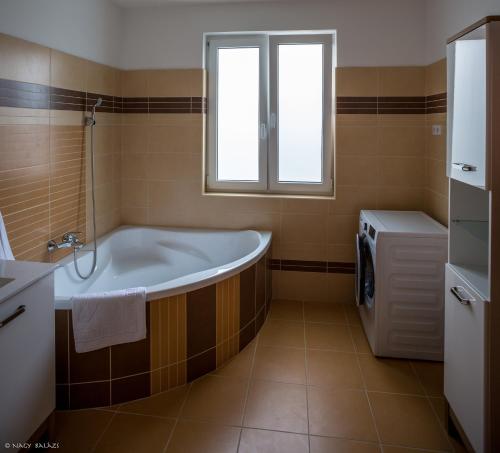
[
  {"left": 71, "top": 287, "right": 147, "bottom": 353},
  {"left": 0, "top": 210, "right": 14, "bottom": 260}
]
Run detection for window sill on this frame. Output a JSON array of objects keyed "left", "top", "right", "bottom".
[{"left": 202, "top": 189, "right": 336, "bottom": 200}]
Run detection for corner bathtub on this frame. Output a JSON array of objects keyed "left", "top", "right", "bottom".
[{"left": 54, "top": 226, "right": 272, "bottom": 410}]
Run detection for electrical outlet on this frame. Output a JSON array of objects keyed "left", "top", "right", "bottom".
[{"left": 432, "top": 125, "right": 442, "bottom": 136}]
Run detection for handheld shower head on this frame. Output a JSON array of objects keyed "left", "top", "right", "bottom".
[{"left": 93, "top": 97, "right": 103, "bottom": 110}]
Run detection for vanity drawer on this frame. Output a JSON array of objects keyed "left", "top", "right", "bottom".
[
  {"left": 444, "top": 264, "right": 486, "bottom": 453},
  {"left": 0, "top": 274, "right": 55, "bottom": 446}
]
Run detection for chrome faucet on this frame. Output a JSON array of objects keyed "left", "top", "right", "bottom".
[{"left": 47, "top": 232, "right": 84, "bottom": 253}]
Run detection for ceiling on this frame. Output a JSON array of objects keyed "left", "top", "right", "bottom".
[{"left": 112, "top": 0, "right": 296, "bottom": 6}]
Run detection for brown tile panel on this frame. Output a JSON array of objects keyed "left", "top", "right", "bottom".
[
  {"left": 56, "top": 384, "right": 70, "bottom": 410},
  {"left": 336, "top": 93, "right": 447, "bottom": 114},
  {"left": 256, "top": 256, "right": 266, "bottom": 313},
  {"left": 111, "top": 373, "right": 151, "bottom": 405},
  {"left": 55, "top": 309, "right": 69, "bottom": 384},
  {"left": 270, "top": 259, "right": 355, "bottom": 274},
  {"left": 69, "top": 327, "right": 111, "bottom": 383},
  {"left": 69, "top": 382, "right": 110, "bottom": 410},
  {"left": 187, "top": 284, "right": 216, "bottom": 357},
  {"left": 187, "top": 348, "right": 217, "bottom": 382},
  {"left": 111, "top": 304, "right": 150, "bottom": 379},
  {"left": 240, "top": 265, "right": 256, "bottom": 329},
  {"left": 239, "top": 320, "right": 256, "bottom": 352}
]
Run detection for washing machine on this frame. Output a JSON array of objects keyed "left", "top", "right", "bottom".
[{"left": 356, "top": 210, "right": 448, "bottom": 360}]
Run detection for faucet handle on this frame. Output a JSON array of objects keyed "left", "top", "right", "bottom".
[{"left": 63, "top": 231, "right": 82, "bottom": 242}]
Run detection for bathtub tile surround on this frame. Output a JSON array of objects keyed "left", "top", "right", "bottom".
[
  {"left": 55, "top": 255, "right": 269, "bottom": 410},
  {"left": 0, "top": 33, "right": 121, "bottom": 262}
]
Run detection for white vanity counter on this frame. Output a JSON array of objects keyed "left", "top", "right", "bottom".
[{"left": 0, "top": 260, "right": 58, "bottom": 304}]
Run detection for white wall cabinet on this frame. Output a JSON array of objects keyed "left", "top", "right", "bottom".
[
  {"left": 0, "top": 274, "right": 55, "bottom": 449},
  {"left": 445, "top": 16, "right": 500, "bottom": 453}
]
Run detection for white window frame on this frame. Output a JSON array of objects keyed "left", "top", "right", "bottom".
[{"left": 205, "top": 32, "right": 334, "bottom": 196}]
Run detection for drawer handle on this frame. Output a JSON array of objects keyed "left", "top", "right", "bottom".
[
  {"left": 452, "top": 162, "right": 477, "bottom": 172},
  {"left": 450, "top": 286, "right": 474, "bottom": 305},
  {"left": 0, "top": 305, "right": 26, "bottom": 328}
]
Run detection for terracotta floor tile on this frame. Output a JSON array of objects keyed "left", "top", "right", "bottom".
[
  {"left": 117, "top": 385, "right": 189, "bottom": 418},
  {"left": 304, "top": 301, "right": 348, "bottom": 324},
  {"left": 239, "top": 428, "right": 308, "bottom": 453},
  {"left": 310, "top": 436, "right": 381, "bottom": 453},
  {"left": 94, "top": 413, "right": 175, "bottom": 453},
  {"left": 350, "top": 325, "right": 372, "bottom": 354},
  {"left": 166, "top": 419, "right": 240, "bottom": 453},
  {"left": 212, "top": 340, "right": 256, "bottom": 379},
  {"left": 268, "top": 300, "right": 304, "bottom": 321},
  {"left": 307, "top": 387, "right": 378, "bottom": 441},
  {"left": 260, "top": 319, "right": 305, "bottom": 348},
  {"left": 344, "top": 304, "right": 362, "bottom": 325},
  {"left": 429, "top": 397, "right": 446, "bottom": 426},
  {"left": 307, "top": 349, "right": 364, "bottom": 389},
  {"left": 368, "top": 392, "right": 451, "bottom": 451},
  {"left": 181, "top": 375, "right": 248, "bottom": 425},
  {"left": 252, "top": 345, "right": 306, "bottom": 384},
  {"left": 244, "top": 380, "right": 308, "bottom": 434},
  {"left": 382, "top": 447, "right": 438, "bottom": 453},
  {"left": 411, "top": 360, "right": 444, "bottom": 396},
  {"left": 358, "top": 355, "right": 424, "bottom": 395},
  {"left": 306, "top": 323, "right": 355, "bottom": 352},
  {"left": 53, "top": 409, "right": 113, "bottom": 453}
]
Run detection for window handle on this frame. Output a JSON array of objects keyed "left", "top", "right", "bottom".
[
  {"left": 270, "top": 113, "right": 277, "bottom": 129},
  {"left": 260, "top": 123, "right": 267, "bottom": 140}
]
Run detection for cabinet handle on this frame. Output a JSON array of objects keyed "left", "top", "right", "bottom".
[
  {"left": 452, "top": 162, "right": 477, "bottom": 172},
  {"left": 450, "top": 286, "right": 474, "bottom": 305},
  {"left": 0, "top": 305, "right": 26, "bottom": 329}
]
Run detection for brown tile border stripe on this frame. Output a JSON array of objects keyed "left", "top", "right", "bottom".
[
  {"left": 0, "top": 78, "right": 207, "bottom": 114},
  {"left": 337, "top": 93, "right": 447, "bottom": 114},
  {"left": 270, "top": 259, "right": 355, "bottom": 274}
]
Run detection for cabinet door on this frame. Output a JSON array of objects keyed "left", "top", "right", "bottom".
[
  {"left": 0, "top": 275, "right": 55, "bottom": 446},
  {"left": 447, "top": 25, "right": 487, "bottom": 189},
  {"left": 444, "top": 264, "right": 485, "bottom": 453}
]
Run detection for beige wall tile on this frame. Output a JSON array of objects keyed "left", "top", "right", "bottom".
[
  {"left": 148, "top": 69, "right": 204, "bottom": 97},
  {"left": 87, "top": 61, "right": 119, "bottom": 96},
  {"left": 336, "top": 126, "right": 378, "bottom": 156},
  {"left": 425, "top": 58, "right": 447, "bottom": 96},
  {"left": 50, "top": 49, "right": 87, "bottom": 91},
  {"left": 336, "top": 156, "right": 379, "bottom": 186},
  {"left": 281, "top": 213, "right": 327, "bottom": 244},
  {"left": 0, "top": 33, "right": 50, "bottom": 85},
  {"left": 327, "top": 214, "right": 358, "bottom": 245},
  {"left": 378, "top": 67, "right": 425, "bottom": 96},
  {"left": 377, "top": 186, "right": 425, "bottom": 211},
  {"left": 377, "top": 126, "right": 425, "bottom": 157},
  {"left": 336, "top": 67, "right": 378, "bottom": 97},
  {"left": 378, "top": 157, "right": 424, "bottom": 187},
  {"left": 121, "top": 70, "right": 149, "bottom": 97}
]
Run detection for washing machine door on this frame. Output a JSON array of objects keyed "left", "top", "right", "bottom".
[{"left": 355, "top": 233, "right": 375, "bottom": 307}]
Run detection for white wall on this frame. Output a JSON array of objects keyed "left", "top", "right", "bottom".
[
  {"left": 0, "top": 0, "right": 122, "bottom": 67},
  {"left": 120, "top": 0, "right": 427, "bottom": 69},
  {"left": 425, "top": 0, "right": 500, "bottom": 63}
]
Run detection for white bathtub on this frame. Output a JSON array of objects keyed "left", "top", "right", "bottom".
[{"left": 54, "top": 226, "right": 271, "bottom": 309}]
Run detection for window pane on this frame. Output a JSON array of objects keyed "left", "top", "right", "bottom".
[
  {"left": 278, "top": 43, "right": 323, "bottom": 183},
  {"left": 217, "top": 47, "right": 260, "bottom": 181}
]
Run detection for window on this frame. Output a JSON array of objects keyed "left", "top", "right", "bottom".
[{"left": 206, "top": 32, "right": 334, "bottom": 195}]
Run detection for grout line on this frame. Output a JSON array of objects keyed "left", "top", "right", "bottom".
[
  {"left": 348, "top": 319, "right": 383, "bottom": 451},
  {"left": 409, "top": 361, "right": 455, "bottom": 452},
  {"left": 302, "top": 300, "right": 311, "bottom": 453},
  {"left": 236, "top": 331, "right": 260, "bottom": 452},
  {"left": 161, "top": 382, "right": 193, "bottom": 453},
  {"left": 90, "top": 410, "right": 117, "bottom": 453}
]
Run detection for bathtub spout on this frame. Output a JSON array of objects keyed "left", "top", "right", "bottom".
[{"left": 48, "top": 232, "right": 84, "bottom": 253}]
